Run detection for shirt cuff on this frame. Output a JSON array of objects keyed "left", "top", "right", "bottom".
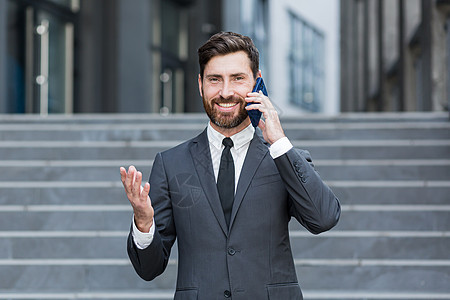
[
  {"left": 131, "top": 215, "right": 155, "bottom": 250},
  {"left": 269, "top": 137, "right": 293, "bottom": 159}
]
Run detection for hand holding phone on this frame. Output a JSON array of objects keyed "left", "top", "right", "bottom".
[{"left": 247, "top": 77, "right": 268, "bottom": 127}]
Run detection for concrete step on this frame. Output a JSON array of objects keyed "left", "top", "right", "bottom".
[
  {"left": 0, "top": 234, "right": 447, "bottom": 261},
  {"left": 290, "top": 234, "right": 450, "bottom": 260},
  {"left": 0, "top": 124, "right": 206, "bottom": 142},
  {"left": 1, "top": 182, "right": 449, "bottom": 205},
  {"left": 0, "top": 263, "right": 448, "bottom": 293},
  {"left": 322, "top": 210, "right": 450, "bottom": 231},
  {"left": 0, "top": 292, "right": 446, "bottom": 300},
  {"left": 1, "top": 160, "right": 449, "bottom": 181},
  {"left": 332, "top": 185, "right": 450, "bottom": 205},
  {"left": 0, "top": 236, "right": 127, "bottom": 259},
  {"left": 0, "top": 140, "right": 449, "bottom": 160},
  {"left": 0, "top": 207, "right": 448, "bottom": 231},
  {"left": 0, "top": 210, "right": 132, "bottom": 231},
  {"left": 0, "top": 292, "right": 447, "bottom": 300},
  {"left": 1, "top": 122, "right": 449, "bottom": 141}
]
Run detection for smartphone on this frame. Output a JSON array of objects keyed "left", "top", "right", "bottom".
[{"left": 247, "top": 77, "right": 268, "bottom": 127}]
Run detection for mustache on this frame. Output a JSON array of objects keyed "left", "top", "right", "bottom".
[{"left": 212, "top": 95, "right": 245, "bottom": 104}]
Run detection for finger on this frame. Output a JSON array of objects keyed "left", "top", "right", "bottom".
[
  {"left": 126, "top": 165, "right": 135, "bottom": 182},
  {"left": 247, "top": 100, "right": 270, "bottom": 115},
  {"left": 246, "top": 93, "right": 271, "bottom": 107},
  {"left": 120, "top": 167, "right": 133, "bottom": 197},
  {"left": 141, "top": 182, "right": 151, "bottom": 201},
  {"left": 119, "top": 167, "right": 127, "bottom": 184},
  {"left": 245, "top": 103, "right": 262, "bottom": 111},
  {"left": 258, "top": 92, "right": 275, "bottom": 109},
  {"left": 136, "top": 171, "right": 143, "bottom": 187},
  {"left": 247, "top": 90, "right": 266, "bottom": 98},
  {"left": 131, "top": 170, "right": 143, "bottom": 197},
  {"left": 245, "top": 95, "right": 263, "bottom": 104},
  {"left": 137, "top": 172, "right": 145, "bottom": 195},
  {"left": 122, "top": 166, "right": 131, "bottom": 190},
  {"left": 125, "top": 166, "right": 137, "bottom": 194}
]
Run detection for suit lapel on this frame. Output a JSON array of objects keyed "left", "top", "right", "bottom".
[
  {"left": 190, "top": 129, "right": 229, "bottom": 236},
  {"left": 229, "top": 132, "right": 269, "bottom": 230}
]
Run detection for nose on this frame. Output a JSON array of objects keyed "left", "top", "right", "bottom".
[{"left": 219, "top": 81, "right": 234, "bottom": 99}]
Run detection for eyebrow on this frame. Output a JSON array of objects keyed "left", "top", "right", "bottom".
[
  {"left": 230, "top": 72, "right": 247, "bottom": 77},
  {"left": 205, "top": 73, "right": 248, "bottom": 79},
  {"left": 205, "top": 74, "right": 223, "bottom": 79}
]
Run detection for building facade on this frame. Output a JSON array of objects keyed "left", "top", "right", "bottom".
[
  {"left": 0, "top": 0, "right": 339, "bottom": 115},
  {"left": 340, "top": 0, "right": 450, "bottom": 112}
]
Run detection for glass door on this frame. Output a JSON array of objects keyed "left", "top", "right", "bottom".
[
  {"left": 152, "top": 0, "right": 189, "bottom": 114},
  {"left": 7, "top": 0, "right": 77, "bottom": 115}
]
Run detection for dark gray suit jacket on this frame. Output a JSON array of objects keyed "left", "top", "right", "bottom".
[{"left": 128, "top": 129, "right": 340, "bottom": 300}]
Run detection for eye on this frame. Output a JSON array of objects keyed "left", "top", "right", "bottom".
[
  {"left": 235, "top": 76, "right": 244, "bottom": 81},
  {"left": 209, "top": 77, "right": 220, "bottom": 83}
]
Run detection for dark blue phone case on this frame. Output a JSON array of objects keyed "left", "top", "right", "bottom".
[{"left": 247, "top": 77, "right": 267, "bottom": 127}]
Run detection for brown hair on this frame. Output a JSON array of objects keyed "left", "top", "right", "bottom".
[{"left": 198, "top": 31, "right": 259, "bottom": 79}]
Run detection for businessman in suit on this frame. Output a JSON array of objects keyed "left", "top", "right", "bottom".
[{"left": 120, "top": 31, "right": 340, "bottom": 300}]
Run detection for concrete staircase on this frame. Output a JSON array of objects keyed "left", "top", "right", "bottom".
[{"left": 0, "top": 112, "right": 449, "bottom": 300}]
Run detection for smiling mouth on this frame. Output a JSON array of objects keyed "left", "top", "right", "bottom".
[{"left": 217, "top": 102, "right": 238, "bottom": 108}]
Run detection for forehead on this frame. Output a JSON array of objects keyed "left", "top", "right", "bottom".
[{"left": 204, "top": 51, "right": 252, "bottom": 76}]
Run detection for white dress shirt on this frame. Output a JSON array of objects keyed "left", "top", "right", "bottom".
[{"left": 132, "top": 122, "right": 293, "bottom": 249}]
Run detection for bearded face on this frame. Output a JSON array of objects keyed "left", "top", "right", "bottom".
[
  {"left": 202, "top": 92, "right": 249, "bottom": 129},
  {"left": 198, "top": 51, "right": 257, "bottom": 133}
]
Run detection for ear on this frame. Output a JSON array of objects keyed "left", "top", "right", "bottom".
[{"left": 198, "top": 74, "right": 203, "bottom": 97}]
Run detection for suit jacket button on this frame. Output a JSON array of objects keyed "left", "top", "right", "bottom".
[
  {"left": 228, "top": 248, "right": 236, "bottom": 255},
  {"left": 224, "top": 290, "right": 232, "bottom": 298}
]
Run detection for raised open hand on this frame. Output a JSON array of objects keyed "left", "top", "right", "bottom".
[{"left": 120, "top": 166, "right": 154, "bottom": 232}]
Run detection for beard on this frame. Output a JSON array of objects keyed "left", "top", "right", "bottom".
[{"left": 202, "top": 94, "right": 248, "bottom": 129}]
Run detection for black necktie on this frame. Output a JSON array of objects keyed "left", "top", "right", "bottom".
[{"left": 217, "top": 137, "right": 235, "bottom": 227}]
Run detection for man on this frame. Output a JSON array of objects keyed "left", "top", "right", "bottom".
[{"left": 120, "top": 31, "right": 340, "bottom": 300}]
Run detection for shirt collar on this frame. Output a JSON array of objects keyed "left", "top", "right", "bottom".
[{"left": 207, "top": 122, "right": 255, "bottom": 150}]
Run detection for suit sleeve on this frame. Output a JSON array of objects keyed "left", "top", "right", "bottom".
[
  {"left": 127, "top": 152, "right": 176, "bottom": 281},
  {"left": 274, "top": 148, "right": 341, "bottom": 234}
]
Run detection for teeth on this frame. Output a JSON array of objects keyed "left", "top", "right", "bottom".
[{"left": 218, "top": 103, "right": 236, "bottom": 108}]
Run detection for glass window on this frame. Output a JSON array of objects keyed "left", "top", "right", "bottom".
[
  {"left": 6, "top": 1, "right": 26, "bottom": 113},
  {"left": 36, "top": 10, "right": 73, "bottom": 114},
  {"left": 240, "top": 0, "right": 268, "bottom": 75},
  {"left": 289, "top": 12, "right": 325, "bottom": 112},
  {"left": 6, "top": 0, "right": 76, "bottom": 114},
  {"left": 46, "top": 0, "right": 79, "bottom": 12},
  {"left": 161, "top": 1, "right": 183, "bottom": 58},
  {"left": 153, "top": 0, "right": 189, "bottom": 113},
  {"left": 447, "top": 17, "right": 450, "bottom": 111}
]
